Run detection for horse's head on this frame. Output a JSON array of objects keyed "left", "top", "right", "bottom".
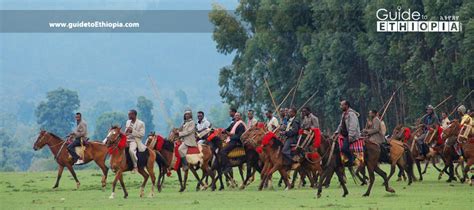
[
  {"left": 146, "top": 131, "right": 156, "bottom": 147},
  {"left": 105, "top": 125, "right": 122, "bottom": 147},
  {"left": 33, "top": 130, "right": 48, "bottom": 150},
  {"left": 241, "top": 125, "right": 266, "bottom": 147},
  {"left": 168, "top": 128, "right": 180, "bottom": 142},
  {"left": 390, "top": 124, "right": 405, "bottom": 140},
  {"left": 442, "top": 120, "right": 461, "bottom": 140}
]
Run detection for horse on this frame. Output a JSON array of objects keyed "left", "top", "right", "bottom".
[
  {"left": 210, "top": 127, "right": 262, "bottom": 190},
  {"left": 105, "top": 126, "right": 156, "bottom": 199},
  {"left": 145, "top": 131, "right": 179, "bottom": 192},
  {"left": 316, "top": 136, "right": 395, "bottom": 198},
  {"left": 441, "top": 120, "right": 473, "bottom": 184},
  {"left": 169, "top": 128, "right": 215, "bottom": 192},
  {"left": 33, "top": 130, "right": 109, "bottom": 190},
  {"left": 385, "top": 125, "right": 417, "bottom": 184}
]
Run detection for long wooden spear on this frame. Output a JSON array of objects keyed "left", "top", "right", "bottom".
[
  {"left": 290, "top": 67, "right": 305, "bottom": 108},
  {"left": 147, "top": 73, "right": 173, "bottom": 128},
  {"left": 448, "top": 90, "right": 474, "bottom": 117},
  {"left": 379, "top": 84, "right": 403, "bottom": 120},
  {"left": 417, "top": 95, "right": 453, "bottom": 121},
  {"left": 264, "top": 77, "right": 280, "bottom": 117},
  {"left": 297, "top": 90, "right": 319, "bottom": 113},
  {"left": 276, "top": 85, "right": 297, "bottom": 110}
]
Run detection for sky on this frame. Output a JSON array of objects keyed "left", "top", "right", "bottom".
[{"left": 0, "top": 0, "right": 238, "bottom": 121}]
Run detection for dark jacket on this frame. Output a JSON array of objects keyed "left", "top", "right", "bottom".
[
  {"left": 285, "top": 117, "right": 300, "bottom": 142},
  {"left": 226, "top": 121, "right": 246, "bottom": 142}
]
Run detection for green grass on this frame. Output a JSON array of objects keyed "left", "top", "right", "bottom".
[{"left": 0, "top": 165, "right": 472, "bottom": 210}]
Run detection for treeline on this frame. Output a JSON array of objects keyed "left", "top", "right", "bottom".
[
  {"left": 0, "top": 87, "right": 231, "bottom": 172},
  {"left": 209, "top": 0, "right": 473, "bottom": 131}
]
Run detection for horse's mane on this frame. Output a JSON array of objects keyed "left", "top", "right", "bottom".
[
  {"left": 48, "top": 132, "right": 64, "bottom": 140},
  {"left": 111, "top": 125, "right": 121, "bottom": 129}
]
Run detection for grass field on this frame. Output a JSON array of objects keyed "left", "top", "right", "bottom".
[{"left": 0, "top": 165, "right": 472, "bottom": 209}]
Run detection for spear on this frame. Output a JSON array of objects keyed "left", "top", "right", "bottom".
[
  {"left": 417, "top": 95, "right": 453, "bottom": 122},
  {"left": 147, "top": 73, "right": 173, "bottom": 128},
  {"left": 379, "top": 84, "right": 403, "bottom": 121},
  {"left": 290, "top": 67, "right": 305, "bottom": 108},
  {"left": 448, "top": 90, "right": 474, "bottom": 117},
  {"left": 297, "top": 90, "right": 319, "bottom": 113},
  {"left": 264, "top": 77, "right": 280, "bottom": 117},
  {"left": 276, "top": 85, "right": 297, "bottom": 110}
]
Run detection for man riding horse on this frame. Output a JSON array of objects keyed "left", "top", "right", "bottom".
[
  {"left": 196, "top": 111, "right": 212, "bottom": 145},
  {"left": 174, "top": 109, "right": 197, "bottom": 171},
  {"left": 125, "top": 109, "right": 147, "bottom": 173},
  {"left": 363, "top": 110, "right": 385, "bottom": 144},
  {"left": 334, "top": 100, "right": 361, "bottom": 166},
  {"left": 416, "top": 105, "right": 440, "bottom": 160},
  {"left": 67, "top": 112, "right": 88, "bottom": 165},
  {"left": 281, "top": 108, "right": 301, "bottom": 163},
  {"left": 221, "top": 111, "right": 246, "bottom": 173}
]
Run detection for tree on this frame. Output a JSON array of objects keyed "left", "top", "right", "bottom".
[
  {"left": 210, "top": 0, "right": 473, "bottom": 132},
  {"left": 93, "top": 112, "right": 127, "bottom": 140},
  {"left": 137, "top": 96, "right": 155, "bottom": 135},
  {"left": 35, "top": 88, "right": 80, "bottom": 137}
]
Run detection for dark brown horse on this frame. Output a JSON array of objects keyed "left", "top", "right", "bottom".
[
  {"left": 145, "top": 132, "right": 177, "bottom": 192},
  {"left": 105, "top": 126, "right": 156, "bottom": 199},
  {"left": 316, "top": 136, "right": 395, "bottom": 198},
  {"left": 33, "top": 130, "right": 109, "bottom": 190}
]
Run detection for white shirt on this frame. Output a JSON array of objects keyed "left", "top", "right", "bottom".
[
  {"left": 266, "top": 116, "right": 279, "bottom": 131},
  {"left": 196, "top": 117, "right": 211, "bottom": 132}
]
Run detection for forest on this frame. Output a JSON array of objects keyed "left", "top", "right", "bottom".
[{"left": 209, "top": 0, "right": 473, "bottom": 131}]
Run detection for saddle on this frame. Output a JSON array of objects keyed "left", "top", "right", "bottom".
[
  {"left": 67, "top": 137, "right": 90, "bottom": 160},
  {"left": 338, "top": 135, "right": 365, "bottom": 164},
  {"left": 228, "top": 147, "right": 246, "bottom": 158},
  {"left": 124, "top": 147, "right": 150, "bottom": 170}
]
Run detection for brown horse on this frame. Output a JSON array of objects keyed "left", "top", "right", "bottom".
[
  {"left": 316, "top": 136, "right": 395, "bottom": 198},
  {"left": 386, "top": 125, "right": 417, "bottom": 184},
  {"left": 169, "top": 128, "right": 214, "bottom": 192},
  {"left": 441, "top": 120, "right": 473, "bottom": 184},
  {"left": 33, "top": 130, "right": 109, "bottom": 190},
  {"left": 145, "top": 132, "right": 178, "bottom": 192},
  {"left": 105, "top": 126, "right": 156, "bottom": 199}
]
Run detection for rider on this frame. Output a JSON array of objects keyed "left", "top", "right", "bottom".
[
  {"left": 301, "top": 107, "right": 319, "bottom": 130},
  {"left": 176, "top": 109, "right": 197, "bottom": 171},
  {"left": 415, "top": 105, "right": 440, "bottom": 160},
  {"left": 221, "top": 112, "right": 246, "bottom": 173},
  {"left": 196, "top": 111, "right": 212, "bottom": 144},
  {"left": 363, "top": 110, "right": 385, "bottom": 144},
  {"left": 265, "top": 110, "right": 279, "bottom": 131},
  {"left": 68, "top": 112, "right": 88, "bottom": 165},
  {"left": 246, "top": 110, "right": 258, "bottom": 128},
  {"left": 334, "top": 100, "right": 360, "bottom": 166},
  {"left": 125, "top": 109, "right": 146, "bottom": 173},
  {"left": 281, "top": 108, "right": 301, "bottom": 162}
]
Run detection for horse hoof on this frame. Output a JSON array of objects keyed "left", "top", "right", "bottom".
[
  {"left": 148, "top": 193, "right": 155, "bottom": 198},
  {"left": 109, "top": 193, "right": 115, "bottom": 199},
  {"left": 52, "top": 186, "right": 58, "bottom": 189},
  {"left": 387, "top": 188, "right": 395, "bottom": 193},
  {"left": 316, "top": 193, "right": 321, "bottom": 199},
  {"left": 362, "top": 193, "right": 369, "bottom": 197},
  {"left": 124, "top": 194, "right": 128, "bottom": 199},
  {"left": 76, "top": 182, "right": 81, "bottom": 189},
  {"left": 343, "top": 193, "right": 348, "bottom": 197}
]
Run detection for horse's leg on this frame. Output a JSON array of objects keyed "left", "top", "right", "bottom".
[
  {"left": 183, "top": 169, "right": 189, "bottom": 191},
  {"left": 335, "top": 166, "right": 349, "bottom": 197},
  {"left": 238, "top": 164, "right": 245, "bottom": 184},
  {"left": 363, "top": 163, "right": 376, "bottom": 197},
  {"left": 146, "top": 163, "right": 156, "bottom": 197},
  {"left": 240, "top": 165, "right": 252, "bottom": 189},
  {"left": 416, "top": 160, "right": 423, "bottom": 181},
  {"left": 95, "top": 159, "right": 109, "bottom": 191},
  {"left": 374, "top": 165, "right": 395, "bottom": 194},
  {"left": 109, "top": 171, "right": 119, "bottom": 199},
  {"left": 277, "top": 167, "right": 291, "bottom": 190},
  {"left": 258, "top": 164, "right": 269, "bottom": 191},
  {"left": 52, "top": 165, "right": 64, "bottom": 189},
  {"left": 316, "top": 166, "right": 331, "bottom": 198},
  {"left": 177, "top": 167, "right": 185, "bottom": 192},
  {"left": 387, "top": 163, "right": 396, "bottom": 183},
  {"left": 463, "top": 160, "right": 473, "bottom": 185},
  {"left": 65, "top": 165, "right": 80, "bottom": 189},
  {"left": 137, "top": 168, "right": 149, "bottom": 197},
  {"left": 118, "top": 173, "right": 128, "bottom": 199}
]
